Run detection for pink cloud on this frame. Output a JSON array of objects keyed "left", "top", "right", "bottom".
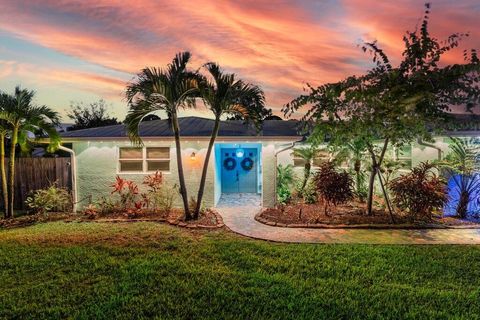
[{"left": 0, "top": 0, "right": 478, "bottom": 117}]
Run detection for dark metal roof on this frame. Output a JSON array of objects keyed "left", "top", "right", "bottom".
[{"left": 61, "top": 116, "right": 302, "bottom": 138}]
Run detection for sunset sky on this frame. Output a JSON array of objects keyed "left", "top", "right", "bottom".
[{"left": 0, "top": 0, "right": 479, "bottom": 121}]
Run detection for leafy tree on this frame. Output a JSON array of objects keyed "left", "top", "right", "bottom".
[
  {"left": 125, "top": 52, "right": 202, "bottom": 220},
  {"left": 67, "top": 99, "right": 119, "bottom": 130},
  {"left": 227, "top": 106, "right": 275, "bottom": 122},
  {"left": 440, "top": 137, "right": 480, "bottom": 218},
  {"left": 194, "top": 62, "right": 265, "bottom": 218},
  {"left": 284, "top": 3, "right": 480, "bottom": 216},
  {"left": 0, "top": 86, "right": 60, "bottom": 218}
]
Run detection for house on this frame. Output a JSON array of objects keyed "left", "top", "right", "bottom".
[
  {"left": 60, "top": 116, "right": 304, "bottom": 209},
  {"left": 59, "top": 116, "right": 480, "bottom": 211}
]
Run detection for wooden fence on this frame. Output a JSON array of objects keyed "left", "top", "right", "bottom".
[{"left": 3, "top": 157, "right": 72, "bottom": 210}]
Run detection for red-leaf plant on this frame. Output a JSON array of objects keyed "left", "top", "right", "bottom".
[
  {"left": 389, "top": 162, "right": 448, "bottom": 222},
  {"left": 312, "top": 162, "right": 354, "bottom": 216},
  {"left": 111, "top": 176, "right": 140, "bottom": 210}
]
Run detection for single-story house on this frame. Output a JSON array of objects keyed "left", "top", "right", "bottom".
[{"left": 59, "top": 116, "right": 480, "bottom": 211}]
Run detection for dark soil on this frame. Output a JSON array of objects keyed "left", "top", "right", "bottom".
[{"left": 259, "top": 201, "right": 480, "bottom": 227}]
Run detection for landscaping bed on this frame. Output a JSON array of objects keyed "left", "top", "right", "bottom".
[
  {"left": 257, "top": 202, "right": 480, "bottom": 228},
  {"left": 81, "top": 208, "right": 224, "bottom": 229}
]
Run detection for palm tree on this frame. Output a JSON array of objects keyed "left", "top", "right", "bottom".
[
  {"left": 0, "top": 121, "right": 8, "bottom": 216},
  {"left": 0, "top": 87, "right": 60, "bottom": 218},
  {"left": 125, "top": 52, "right": 201, "bottom": 220},
  {"left": 440, "top": 137, "right": 480, "bottom": 218},
  {"left": 194, "top": 62, "right": 265, "bottom": 218},
  {"left": 333, "top": 139, "right": 369, "bottom": 202},
  {"left": 292, "top": 145, "right": 318, "bottom": 195}
]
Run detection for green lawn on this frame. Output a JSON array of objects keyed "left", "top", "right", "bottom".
[{"left": 1, "top": 222, "right": 480, "bottom": 319}]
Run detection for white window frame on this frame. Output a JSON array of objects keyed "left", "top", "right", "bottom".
[{"left": 117, "top": 146, "right": 171, "bottom": 174}]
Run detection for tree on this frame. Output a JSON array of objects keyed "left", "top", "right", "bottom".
[
  {"left": 194, "top": 62, "right": 265, "bottom": 218},
  {"left": 440, "top": 137, "right": 480, "bottom": 218},
  {"left": 0, "top": 86, "right": 60, "bottom": 218},
  {"left": 67, "top": 99, "right": 119, "bottom": 130},
  {"left": 284, "top": 3, "right": 480, "bottom": 216},
  {"left": 125, "top": 52, "right": 201, "bottom": 220},
  {"left": 292, "top": 144, "right": 318, "bottom": 195},
  {"left": 334, "top": 138, "right": 370, "bottom": 202}
]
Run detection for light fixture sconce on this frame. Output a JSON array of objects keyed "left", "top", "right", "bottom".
[
  {"left": 190, "top": 152, "right": 196, "bottom": 160},
  {"left": 236, "top": 148, "right": 244, "bottom": 158}
]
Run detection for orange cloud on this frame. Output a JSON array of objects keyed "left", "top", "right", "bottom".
[{"left": 0, "top": 0, "right": 478, "bottom": 117}]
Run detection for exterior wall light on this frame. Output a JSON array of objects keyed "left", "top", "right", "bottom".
[
  {"left": 236, "top": 148, "right": 244, "bottom": 158},
  {"left": 190, "top": 152, "right": 196, "bottom": 160}
]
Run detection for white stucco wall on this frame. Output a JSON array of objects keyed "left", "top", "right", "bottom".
[{"left": 73, "top": 139, "right": 216, "bottom": 208}]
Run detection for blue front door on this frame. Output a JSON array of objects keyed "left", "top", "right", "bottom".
[{"left": 221, "top": 148, "right": 258, "bottom": 193}]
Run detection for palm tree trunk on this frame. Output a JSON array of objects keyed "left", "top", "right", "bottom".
[
  {"left": 194, "top": 117, "right": 220, "bottom": 219},
  {"left": 0, "top": 133, "right": 8, "bottom": 218},
  {"left": 171, "top": 113, "right": 191, "bottom": 220},
  {"left": 300, "top": 163, "right": 311, "bottom": 193},
  {"left": 7, "top": 126, "right": 18, "bottom": 218}
]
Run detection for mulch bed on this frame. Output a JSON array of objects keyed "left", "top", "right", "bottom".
[
  {"left": 1, "top": 209, "right": 224, "bottom": 230},
  {"left": 0, "top": 213, "right": 72, "bottom": 229},
  {"left": 76, "top": 207, "right": 224, "bottom": 229},
  {"left": 256, "top": 202, "right": 480, "bottom": 229}
]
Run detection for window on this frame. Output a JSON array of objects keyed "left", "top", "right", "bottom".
[
  {"left": 292, "top": 150, "right": 331, "bottom": 167},
  {"left": 146, "top": 147, "right": 170, "bottom": 172},
  {"left": 119, "top": 147, "right": 170, "bottom": 173}
]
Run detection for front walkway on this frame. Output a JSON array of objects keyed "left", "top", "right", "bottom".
[{"left": 216, "top": 194, "right": 480, "bottom": 244}]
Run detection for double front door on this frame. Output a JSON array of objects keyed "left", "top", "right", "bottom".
[{"left": 221, "top": 148, "right": 258, "bottom": 193}]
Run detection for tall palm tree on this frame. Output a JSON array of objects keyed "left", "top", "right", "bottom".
[
  {"left": 125, "top": 52, "right": 201, "bottom": 220},
  {"left": 194, "top": 63, "right": 265, "bottom": 218},
  {"left": 0, "top": 121, "right": 8, "bottom": 216},
  {"left": 0, "top": 87, "right": 60, "bottom": 218}
]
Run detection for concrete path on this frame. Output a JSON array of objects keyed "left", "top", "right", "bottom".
[{"left": 216, "top": 195, "right": 480, "bottom": 244}]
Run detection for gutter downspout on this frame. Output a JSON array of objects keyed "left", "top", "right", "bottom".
[
  {"left": 417, "top": 138, "right": 442, "bottom": 161},
  {"left": 58, "top": 145, "right": 78, "bottom": 213},
  {"left": 273, "top": 136, "right": 306, "bottom": 206}
]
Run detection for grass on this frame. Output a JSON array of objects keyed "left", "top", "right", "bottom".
[{"left": 1, "top": 222, "right": 480, "bottom": 319}]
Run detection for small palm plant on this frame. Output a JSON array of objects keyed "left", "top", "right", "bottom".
[
  {"left": 334, "top": 139, "right": 369, "bottom": 202},
  {"left": 440, "top": 137, "right": 480, "bottom": 218},
  {"left": 292, "top": 145, "right": 318, "bottom": 195},
  {"left": 0, "top": 86, "right": 60, "bottom": 218},
  {"left": 194, "top": 62, "right": 265, "bottom": 218},
  {"left": 125, "top": 52, "right": 202, "bottom": 220}
]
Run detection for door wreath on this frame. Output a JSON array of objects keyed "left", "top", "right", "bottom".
[
  {"left": 223, "top": 157, "right": 236, "bottom": 170},
  {"left": 241, "top": 157, "right": 254, "bottom": 171}
]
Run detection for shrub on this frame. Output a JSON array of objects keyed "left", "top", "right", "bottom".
[
  {"left": 312, "top": 162, "right": 353, "bottom": 215},
  {"left": 277, "top": 164, "right": 294, "bottom": 204},
  {"left": 94, "top": 196, "right": 117, "bottom": 215},
  {"left": 389, "top": 162, "right": 447, "bottom": 221},
  {"left": 142, "top": 172, "right": 177, "bottom": 214},
  {"left": 111, "top": 176, "right": 139, "bottom": 209},
  {"left": 25, "top": 183, "right": 72, "bottom": 215},
  {"left": 302, "top": 181, "right": 317, "bottom": 204}
]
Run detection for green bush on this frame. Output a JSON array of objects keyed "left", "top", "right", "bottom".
[
  {"left": 276, "top": 164, "right": 294, "bottom": 204},
  {"left": 25, "top": 183, "right": 72, "bottom": 214}
]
